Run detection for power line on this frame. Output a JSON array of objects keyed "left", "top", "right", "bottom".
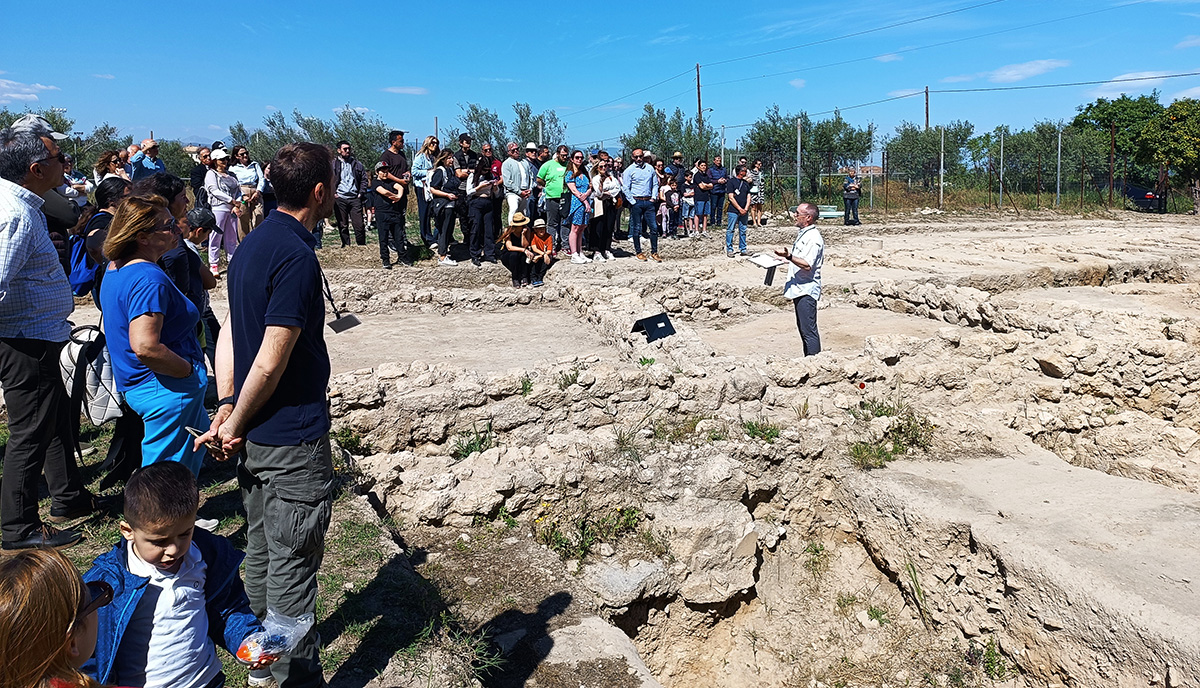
[
  {"left": 704, "top": 0, "right": 1152, "bottom": 89},
  {"left": 704, "top": 0, "right": 1006, "bottom": 68},
  {"left": 932, "top": 71, "right": 1200, "bottom": 94},
  {"left": 566, "top": 69, "right": 692, "bottom": 119}
]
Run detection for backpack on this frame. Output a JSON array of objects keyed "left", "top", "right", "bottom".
[
  {"left": 67, "top": 235, "right": 99, "bottom": 297},
  {"left": 59, "top": 324, "right": 123, "bottom": 426}
]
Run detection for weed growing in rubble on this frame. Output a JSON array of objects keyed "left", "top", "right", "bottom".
[
  {"left": 612, "top": 426, "right": 641, "bottom": 461},
  {"left": 743, "top": 417, "right": 781, "bottom": 443},
  {"left": 534, "top": 505, "right": 643, "bottom": 560},
  {"left": 638, "top": 356, "right": 655, "bottom": 367},
  {"left": 803, "top": 542, "right": 831, "bottom": 578},
  {"left": 451, "top": 422, "right": 495, "bottom": 459},
  {"left": 652, "top": 415, "right": 705, "bottom": 444},
  {"left": 847, "top": 393, "right": 935, "bottom": 470},
  {"left": 867, "top": 605, "right": 889, "bottom": 625},
  {"left": 906, "top": 559, "right": 931, "bottom": 629},
  {"left": 520, "top": 374, "right": 533, "bottom": 396},
  {"left": 332, "top": 427, "right": 371, "bottom": 455},
  {"left": 556, "top": 366, "right": 580, "bottom": 390},
  {"left": 967, "top": 637, "right": 1014, "bottom": 680},
  {"left": 793, "top": 399, "right": 810, "bottom": 419},
  {"left": 835, "top": 592, "right": 859, "bottom": 616}
]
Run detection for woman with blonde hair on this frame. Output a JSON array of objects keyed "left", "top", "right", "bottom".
[
  {"left": 0, "top": 547, "right": 120, "bottom": 688},
  {"left": 412, "top": 134, "right": 441, "bottom": 247},
  {"left": 100, "top": 194, "right": 208, "bottom": 477}
]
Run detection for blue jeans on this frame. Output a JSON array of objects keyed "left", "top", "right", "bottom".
[
  {"left": 122, "top": 361, "right": 209, "bottom": 476},
  {"left": 629, "top": 199, "right": 658, "bottom": 255},
  {"left": 726, "top": 212, "right": 748, "bottom": 253},
  {"left": 710, "top": 192, "right": 725, "bottom": 221}
]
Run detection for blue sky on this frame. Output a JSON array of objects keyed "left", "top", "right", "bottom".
[{"left": 1, "top": 0, "right": 1198, "bottom": 150}]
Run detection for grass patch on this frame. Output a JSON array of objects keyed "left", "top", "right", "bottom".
[
  {"left": 742, "top": 417, "right": 781, "bottom": 443},
  {"left": 612, "top": 426, "right": 642, "bottom": 462},
  {"left": 803, "top": 542, "right": 831, "bottom": 579},
  {"left": 792, "top": 399, "right": 810, "bottom": 420},
  {"left": 638, "top": 356, "right": 655, "bottom": 367},
  {"left": 556, "top": 366, "right": 581, "bottom": 390},
  {"left": 652, "top": 414, "right": 705, "bottom": 444},
  {"left": 451, "top": 422, "right": 495, "bottom": 460},
  {"left": 835, "top": 592, "right": 858, "bottom": 616},
  {"left": 534, "top": 505, "right": 643, "bottom": 561},
  {"left": 847, "top": 393, "right": 935, "bottom": 470},
  {"left": 867, "top": 605, "right": 889, "bottom": 625},
  {"left": 0, "top": 423, "right": 9, "bottom": 449},
  {"left": 520, "top": 374, "right": 533, "bottom": 397}
]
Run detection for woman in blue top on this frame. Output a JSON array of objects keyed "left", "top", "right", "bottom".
[
  {"left": 99, "top": 193, "right": 208, "bottom": 475},
  {"left": 565, "top": 150, "right": 592, "bottom": 264}
]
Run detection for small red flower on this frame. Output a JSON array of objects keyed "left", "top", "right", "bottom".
[{"left": 858, "top": 382, "right": 866, "bottom": 389}]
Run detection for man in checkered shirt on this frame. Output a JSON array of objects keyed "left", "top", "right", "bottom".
[{"left": 0, "top": 115, "right": 93, "bottom": 550}]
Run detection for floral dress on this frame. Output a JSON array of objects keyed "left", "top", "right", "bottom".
[{"left": 568, "top": 172, "right": 592, "bottom": 225}]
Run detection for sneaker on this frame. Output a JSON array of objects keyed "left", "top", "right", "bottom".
[
  {"left": 382, "top": 263, "right": 392, "bottom": 270},
  {"left": 195, "top": 517, "right": 219, "bottom": 531},
  {"left": 2, "top": 524, "right": 82, "bottom": 550},
  {"left": 651, "top": 253, "right": 662, "bottom": 262},
  {"left": 248, "top": 668, "right": 276, "bottom": 687},
  {"left": 605, "top": 251, "right": 615, "bottom": 261},
  {"left": 430, "top": 242, "right": 438, "bottom": 252},
  {"left": 570, "top": 255, "right": 589, "bottom": 265},
  {"left": 727, "top": 250, "right": 735, "bottom": 258},
  {"left": 532, "top": 280, "right": 544, "bottom": 287},
  {"left": 471, "top": 258, "right": 482, "bottom": 267},
  {"left": 592, "top": 253, "right": 606, "bottom": 263},
  {"left": 512, "top": 278, "right": 522, "bottom": 288},
  {"left": 210, "top": 265, "right": 220, "bottom": 276},
  {"left": 636, "top": 253, "right": 647, "bottom": 261},
  {"left": 740, "top": 250, "right": 751, "bottom": 256},
  {"left": 438, "top": 256, "right": 458, "bottom": 266}
]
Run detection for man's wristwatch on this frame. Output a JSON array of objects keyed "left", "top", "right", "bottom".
[{"left": 218, "top": 396, "right": 235, "bottom": 408}]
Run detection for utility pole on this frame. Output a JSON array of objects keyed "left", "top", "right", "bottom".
[
  {"left": 938, "top": 126, "right": 944, "bottom": 210},
  {"left": 795, "top": 117, "right": 802, "bottom": 204},
  {"left": 721, "top": 125, "right": 725, "bottom": 163},
  {"left": 1080, "top": 147, "right": 1085, "bottom": 212},
  {"left": 999, "top": 131, "right": 1005, "bottom": 210},
  {"left": 538, "top": 118, "right": 544, "bottom": 146},
  {"left": 1108, "top": 123, "right": 1115, "bottom": 207},
  {"left": 883, "top": 149, "right": 889, "bottom": 222},
  {"left": 1056, "top": 128, "right": 1062, "bottom": 207},
  {"left": 434, "top": 116, "right": 438, "bottom": 141},
  {"left": 696, "top": 64, "right": 703, "bottom": 133},
  {"left": 924, "top": 86, "right": 929, "bottom": 131},
  {"left": 1037, "top": 150, "right": 1042, "bottom": 208}
]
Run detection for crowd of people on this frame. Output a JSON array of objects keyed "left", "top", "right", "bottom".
[{"left": 0, "top": 111, "right": 826, "bottom": 688}]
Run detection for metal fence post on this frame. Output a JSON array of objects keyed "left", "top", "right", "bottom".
[
  {"left": 1056, "top": 129, "right": 1062, "bottom": 207},
  {"left": 795, "top": 118, "right": 802, "bottom": 205},
  {"left": 939, "top": 126, "right": 944, "bottom": 210}
]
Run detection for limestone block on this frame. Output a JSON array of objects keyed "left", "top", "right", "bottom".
[
  {"left": 582, "top": 559, "right": 675, "bottom": 608},
  {"left": 648, "top": 496, "right": 758, "bottom": 604}
]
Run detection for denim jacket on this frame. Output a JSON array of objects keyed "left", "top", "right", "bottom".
[{"left": 82, "top": 528, "right": 263, "bottom": 685}]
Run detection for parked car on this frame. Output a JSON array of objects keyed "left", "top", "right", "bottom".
[{"left": 1119, "top": 183, "right": 1163, "bottom": 212}]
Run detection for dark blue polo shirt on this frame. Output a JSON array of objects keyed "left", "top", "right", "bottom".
[{"left": 228, "top": 209, "right": 330, "bottom": 445}]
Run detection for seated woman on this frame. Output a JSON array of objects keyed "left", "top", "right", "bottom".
[
  {"left": 99, "top": 193, "right": 208, "bottom": 476},
  {"left": 0, "top": 547, "right": 123, "bottom": 688},
  {"left": 498, "top": 212, "right": 532, "bottom": 287}
]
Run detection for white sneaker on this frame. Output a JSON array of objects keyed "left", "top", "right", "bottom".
[
  {"left": 248, "top": 668, "right": 275, "bottom": 687},
  {"left": 438, "top": 257, "right": 458, "bottom": 266},
  {"left": 605, "top": 251, "right": 616, "bottom": 261},
  {"left": 570, "top": 255, "right": 589, "bottom": 265},
  {"left": 430, "top": 242, "right": 438, "bottom": 251},
  {"left": 592, "top": 253, "right": 606, "bottom": 263},
  {"left": 195, "top": 517, "right": 219, "bottom": 531}
]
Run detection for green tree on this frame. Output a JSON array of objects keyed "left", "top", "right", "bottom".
[
  {"left": 741, "top": 105, "right": 874, "bottom": 196},
  {"left": 456, "top": 103, "right": 506, "bottom": 149},
  {"left": 0, "top": 106, "right": 133, "bottom": 176},
  {"left": 229, "top": 106, "right": 392, "bottom": 167},
  {"left": 510, "top": 103, "right": 565, "bottom": 146},
  {"left": 620, "top": 103, "right": 717, "bottom": 163},
  {"left": 1137, "top": 98, "right": 1200, "bottom": 213},
  {"left": 1073, "top": 92, "right": 1163, "bottom": 158}
]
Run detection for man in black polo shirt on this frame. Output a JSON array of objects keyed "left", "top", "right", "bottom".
[
  {"left": 200, "top": 141, "right": 334, "bottom": 688},
  {"left": 453, "top": 132, "right": 480, "bottom": 171}
]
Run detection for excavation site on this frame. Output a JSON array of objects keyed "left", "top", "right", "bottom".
[{"left": 187, "top": 209, "right": 1197, "bottom": 688}]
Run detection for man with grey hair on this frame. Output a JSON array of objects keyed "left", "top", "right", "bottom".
[
  {"left": 129, "top": 137, "right": 166, "bottom": 181},
  {"left": 501, "top": 141, "right": 533, "bottom": 224},
  {"left": 775, "top": 203, "right": 824, "bottom": 356},
  {"left": 0, "top": 120, "right": 92, "bottom": 550}
]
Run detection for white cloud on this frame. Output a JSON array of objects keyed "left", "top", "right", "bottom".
[
  {"left": 874, "top": 54, "right": 902, "bottom": 63},
  {"left": 941, "top": 74, "right": 975, "bottom": 83},
  {"left": 1089, "top": 71, "right": 1172, "bottom": 97},
  {"left": 0, "top": 78, "right": 59, "bottom": 105},
  {"left": 265, "top": 105, "right": 278, "bottom": 111},
  {"left": 334, "top": 106, "right": 372, "bottom": 114},
  {"left": 207, "top": 125, "right": 225, "bottom": 131},
  {"left": 789, "top": 79, "right": 806, "bottom": 89},
  {"left": 598, "top": 103, "right": 633, "bottom": 111},
  {"left": 92, "top": 73, "right": 115, "bottom": 79},
  {"left": 1172, "top": 85, "right": 1200, "bottom": 99},
  {"left": 888, "top": 88, "right": 923, "bottom": 98},
  {"left": 381, "top": 86, "right": 429, "bottom": 95},
  {"left": 481, "top": 77, "right": 517, "bottom": 83},
  {"left": 1177, "top": 35, "right": 1200, "bottom": 48},
  {"left": 987, "top": 59, "right": 1070, "bottom": 83}
]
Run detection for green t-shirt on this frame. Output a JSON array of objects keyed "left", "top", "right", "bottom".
[{"left": 538, "top": 159, "right": 567, "bottom": 198}]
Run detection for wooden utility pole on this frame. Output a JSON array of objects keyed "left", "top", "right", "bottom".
[
  {"left": 1055, "top": 129, "right": 1062, "bottom": 207},
  {"left": 1080, "top": 148, "right": 1085, "bottom": 212},
  {"left": 1036, "top": 150, "right": 1042, "bottom": 208},
  {"left": 827, "top": 151, "right": 834, "bottom": 204},
  {"left": 883, "top": 149, "right": 889, "bottom": 222},
  {"left": 795, "top": 117, "right": 802, "bottom": 204},
  {"left": 696, "top": 64, "right": 703, "bottom": 133},
  {"left": 1108, "top": 123, "right": 1115, "bottom": 207},
  {"left": 938, "top": 126, "right": 944, "bottom": 210},
  {"left": 987, "top": 158, "right": 993, "bottom": 208},
  {"left": 924, "top": 87, "right": 929, "bottom": 131}
]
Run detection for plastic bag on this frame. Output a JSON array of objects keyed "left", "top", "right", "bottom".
[{"left": 236, "top": 608, "right": 315, "bottom": 665}]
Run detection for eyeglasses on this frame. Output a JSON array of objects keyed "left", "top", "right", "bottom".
[
  {"left": 36, "top": 151, "right": 66, "bottom": 166},
  {"left": 572, "top": 155, "right": 583, "bottom": 160},
  {"left": 143, "top": 219, "right": 179, "bottom": 235},
  {"left": 78, "top": 580, "right": 114, "bottom": 619}
]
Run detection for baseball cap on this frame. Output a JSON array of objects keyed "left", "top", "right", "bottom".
[
  {"left": 459, "top": 133, "right": 473, "bottom": 142},
  {"left": 211, "top": 149, "right": 229, "bottom": 160},
  {"left": 525, "top": 142, "right": 537, "bottom": 151},
  {"left": 374, "top": 161, "right": 390, "bottom": 171},
  {"left": 10, "top": 113, "right": 68, "bottom": 140},
  {"left": 186, "top": 207, "right": 220, "bottom": 233}
]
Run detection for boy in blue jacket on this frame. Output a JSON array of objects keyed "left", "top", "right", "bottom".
[{"left": 84, "top": 461, "right": 274, "bottom": 688}]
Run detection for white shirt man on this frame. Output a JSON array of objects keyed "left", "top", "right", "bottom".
[
  {"left": 501, "top": 142, "right": 533, "bottom": 223},
  {"left": 776, "top": 203, "right": 824, "bottom": 356}
]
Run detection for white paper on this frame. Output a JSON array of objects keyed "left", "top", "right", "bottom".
[{"left": 748, "top": 252, "right": 788, "bottom": 269}]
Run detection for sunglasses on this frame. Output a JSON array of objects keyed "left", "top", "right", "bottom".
[
  {"left": 144, "top": 219, "right": 179, "bottom": 235},
  {"left": 79, "top": 580, "right": 114, "bottom": 619},
  {"left": 36, "top": 151, "right": 67, "bottom": 165}
]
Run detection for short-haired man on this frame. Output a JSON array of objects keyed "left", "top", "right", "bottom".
[
  {"left": 502, "top": 142, "right": 534, "bottom": 224},
  {"left": 332, "top": 140, "right": 368, "bottom": 247},
  {"left": 123, "top": 144, "right": 140, "bottom": 177},
  {"left": 522, "top": 143, "right": 542, "bottom": 223},
  {"left": 0, "top": 118, "right": 93, "bottom": 550},
  {"left": 708, "top": 155, "right": 728, "bottom": 226},
  {"left": 129, "top": 138, "right": 166, "bottom": 181},
  {"left": 775, "top": 203, "right": 824, "bottom": 356},
  {"left": 454, "top": 133, "right": 480, "bottom": 172},
  {"left": 537, "top": 145, "right": 570, "bottom": 254},
  {"left": 843, "top": 169, "right": 862, "bottom": 226},
  {"left": 377, "top": 130, "right": 411, "bottom": 255},
  {"left": 190, "top": 147, "right": 212, "bottom": 209},
  {"left": 620, "top": 148, "right": 661, "bottom": 262},
  {"left": 724, "top": 165, "right": 752, "bottom": 257},
  {"left": 203, "top": 141, "right": 336, "bottom": 688}
]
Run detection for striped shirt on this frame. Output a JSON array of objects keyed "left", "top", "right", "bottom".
[{"left": 0, "top": 178, "right": 74, "bottom": 341}]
